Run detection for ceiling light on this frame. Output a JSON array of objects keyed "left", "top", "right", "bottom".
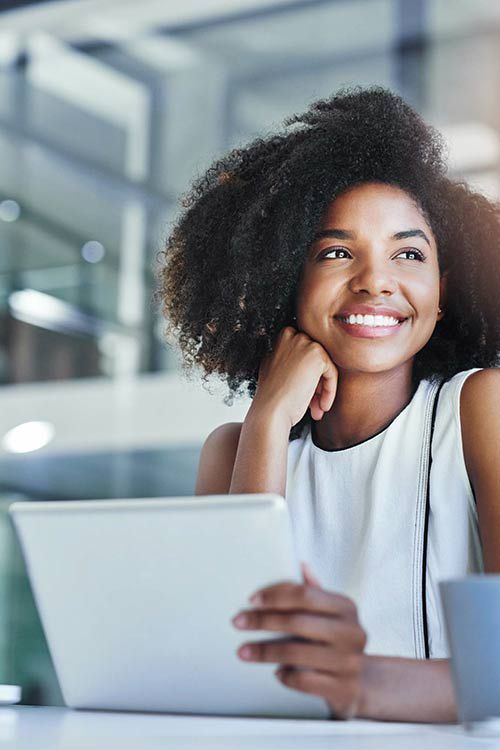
[
  {"left": 81, "top": 240, "right": 105, "bottom": 263},
  {"left": 2, "top": 421, "right": 55, "bottom": 454},
  {"left": 0, "top": 199, "right": 20, "bottom": 222},
  {"left": 8, "top": 289, "right": 102, "bottom": 336}
]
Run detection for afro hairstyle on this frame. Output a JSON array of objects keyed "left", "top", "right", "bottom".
[{"left": 156, "top": 86, "right": 500, "bottom": 440}]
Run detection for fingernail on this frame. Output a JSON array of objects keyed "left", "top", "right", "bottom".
[
  {"left": 249, "top": 593, "right": 263, "bottom": 606},
  {"left": 232, "top": 613, "right": 247, "bottom": 628},
  {"left": 239, "top": 645, "right": 252, "bottom": 659}
]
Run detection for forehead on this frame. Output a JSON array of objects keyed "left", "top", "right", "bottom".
[{"left": 318, "top": 182, "right": 432, "bottom": 234}]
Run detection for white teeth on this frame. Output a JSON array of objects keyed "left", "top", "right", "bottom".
[{"left": 343, "top": 314, "right": 402, "bottom": 327}]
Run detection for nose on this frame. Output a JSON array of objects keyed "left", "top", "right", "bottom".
[{"left": 348, "top": 257, "right": 398, "bottom": 296}]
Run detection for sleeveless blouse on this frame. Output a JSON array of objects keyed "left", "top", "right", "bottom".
[{"left": 285, "top": 368, "right": 484, "bottom": 659}]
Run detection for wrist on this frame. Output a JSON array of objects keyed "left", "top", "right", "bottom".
[
  {"left": 354, "top": 654, "right": 375, "bottom": 719},
  {"left": 247, "top": 398, "right": 292, "bottom": 434},
  {"left": 229, "top": 396, "right": 290, "bottom": 497}
]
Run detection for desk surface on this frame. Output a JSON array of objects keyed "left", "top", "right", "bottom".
[{"left": 0, "top": 706, "right": 499, "bottom": 749}]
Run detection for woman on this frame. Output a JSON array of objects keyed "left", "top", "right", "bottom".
[{"left": 157, "top": 87, "right": 500, "bottom": 722}]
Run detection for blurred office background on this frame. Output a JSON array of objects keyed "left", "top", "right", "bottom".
[{"left": 0, "top": 0, "right": 499, "bottom": 706}]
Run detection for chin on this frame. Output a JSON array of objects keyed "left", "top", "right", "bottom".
[{"left": 332, "top": 356, "right": 410, "bottom": 374}]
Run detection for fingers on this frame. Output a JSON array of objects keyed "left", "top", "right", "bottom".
[
  {"left": 249, "top": 581, "right": 358, "bottom": 620},
  {"left": 317, "top": 352, "right": 338, "bottom": 412},
  {"left": 301, "top": 561, "right": 321, "bottom": 588},
  {"left": 275, "top": 667, "right": 360, "bottom": 719},
  {"left": 309, "top": 392, "right": 324, "bottom": 421},
  {"left": 309, "top": 368, "right": 338, "bottom": 419},
  {"left": 309, "top": 381, "right": 329, "bottom": 421},
  {"left": 319, "top": 370, "right": 338, "bottom": 412},
  {"left": 277, "top": 665, "right": 333, "bottom": 699},
  {"left": 234, "top": 610, "right": 365, "bottom": 650},
  {"left": 237, "top": 637, "right": 363, "bottom": 674}
]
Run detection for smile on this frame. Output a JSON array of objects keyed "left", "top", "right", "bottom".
[{"left": 334, "top": 315, "right": 409, "bottom": 338}]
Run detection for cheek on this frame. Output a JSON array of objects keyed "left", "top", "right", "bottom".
[
  {"left": 415, "top": 280, "right": 440, "bottom": 314},
  {"left": 296, "top": 272, "right": 337, "bottom": 315},
  {"left": 408, "top": 278, "right": 441, "bottom": 346}
]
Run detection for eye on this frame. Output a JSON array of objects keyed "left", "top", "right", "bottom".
[
  {"left": 322, "top": 247, "right": 351, "bottom": 259},
  {"left": 320, "top": 247, "right": 427, "bottom": 262},
  {"left": 397, "top": 248, "right": 426, "bottom": 262}
]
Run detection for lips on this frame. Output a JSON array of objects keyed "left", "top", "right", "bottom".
[
  {"left": 335, "top": 305, "right": 409, "bottom": 321},
  {"left": 335, "top": 316, "right": 408, "bottom": 339}
]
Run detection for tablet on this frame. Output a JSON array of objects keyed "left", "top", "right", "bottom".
[{"left": 10, "top": 495, "right": 329, "bottom": 719}]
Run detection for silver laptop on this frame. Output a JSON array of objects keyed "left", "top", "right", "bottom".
[
  {"left": 10, "top": 495, "right": 329, "bottom": 719},
  {"left": 440, "top": 576, "right": 500, "bottom": 726}
]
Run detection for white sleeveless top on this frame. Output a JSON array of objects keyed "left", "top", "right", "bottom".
[{"left": 286, "top": 368, "right": 484, "bottom": 659}]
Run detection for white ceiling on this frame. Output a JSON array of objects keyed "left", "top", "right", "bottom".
[{"left": 0, "top": 0, "right": 306, "bottom": 39}]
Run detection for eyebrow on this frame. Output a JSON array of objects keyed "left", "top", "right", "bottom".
[{"left": 313, "top": 228, "right": 431, "bottom": 246}]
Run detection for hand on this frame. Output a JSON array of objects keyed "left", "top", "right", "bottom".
[
  {"left": 231, "top": 562, "right": 367, "bottom": 719},
  {"left": 253, "top": 326, "right": 339, "bottom": 428}
]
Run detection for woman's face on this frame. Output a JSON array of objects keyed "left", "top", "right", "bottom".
[{"left": 296, "top": 182, "right": 446, "bottom": 374}]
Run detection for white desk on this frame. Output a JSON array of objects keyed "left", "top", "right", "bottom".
[{"left": 0, "top": 707, "right": 499, "bottom": 749}]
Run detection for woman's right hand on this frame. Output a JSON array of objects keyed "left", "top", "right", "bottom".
[{"left": 252, "top": 326, "right": 339, "bottom": 429}]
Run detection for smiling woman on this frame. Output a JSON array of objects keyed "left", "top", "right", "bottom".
[
  {"left": 156, "top": 87, "right": 500, "bottom": 723},
  {"left": 297, "top": 183, "right": 444, "bottom": 382},
  {"left": 157, "top": 87, "right": 500, "bottom": 418}
]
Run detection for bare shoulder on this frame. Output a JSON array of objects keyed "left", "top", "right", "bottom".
[
  {"left": 195, "top": 422, "right": 243, "bottom": 495},
  {"left": 460, "top": 368, "right": 500, "bottom": 476},
  {"left": 460, "top": 368, "right": 500, "bottom": 571},
  {"left": 461, "top": 366, "right": 500, "bottom": 398},
  {"left": 202, "top": 422, "right": 244, "bottom": 452},
  {"left": 460, "top": 368, "right": 500, "bottom": 431}
]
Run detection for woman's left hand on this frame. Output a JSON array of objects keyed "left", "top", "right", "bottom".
[{"left": 231, "top": 562, "right": 367, "bottom": 719}]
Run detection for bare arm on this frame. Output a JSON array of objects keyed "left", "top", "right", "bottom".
[
  {"left": 229, "top": 406, "right": 291, "bottom": 496},
  {"left": 195, "top": 408, "right": 292, "bottom": 497},
  {"left": 356, "top": 368, "right": 500, "bottom": 724},
  {"left": 195, "top": 422, "right": 243, "bottom": 495},
  {"left": 230, "top": 327, "right": 337, "bottom": 496},
  {"left": 358, "top": 656, "right": 457, "bottom": 722},
  {"left": 196, "top": 326, "right": 338, "bottom": 498},
  {"left": 460, "top": 368, "right": 500, "bottom": 572}
]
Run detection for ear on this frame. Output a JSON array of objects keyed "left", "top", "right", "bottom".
[{"left": 438, "top": 271, "right": 448, "bottom": 321}]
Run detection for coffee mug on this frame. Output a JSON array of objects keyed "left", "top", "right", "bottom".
[{"left": 440, "top": 575, "right": 500, "bottom": 727}]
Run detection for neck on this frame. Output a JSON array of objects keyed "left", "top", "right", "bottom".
[{"left": 312, "top": 362, "right": 416, "bottom": 451}]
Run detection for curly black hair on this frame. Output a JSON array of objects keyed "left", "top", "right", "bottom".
[{"left": 156, "top": 86, "right": 500, "bottom": 440}]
